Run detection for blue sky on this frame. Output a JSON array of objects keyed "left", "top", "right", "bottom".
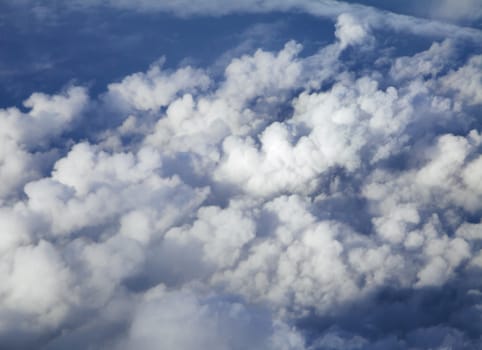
[
  {"left": 1, "top": 1, "right": 482, "bottom": 349},
  {"left": 0, "top": 4, "right": 335, "bottom": 107}
]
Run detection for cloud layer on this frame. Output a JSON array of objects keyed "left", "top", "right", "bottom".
[{"left": 1, "top": 6, "right": 482, "bottom": 350}]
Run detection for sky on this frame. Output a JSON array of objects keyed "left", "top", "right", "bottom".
[{"left": 0, "top": 0, "right": 482, "bottom": 349}]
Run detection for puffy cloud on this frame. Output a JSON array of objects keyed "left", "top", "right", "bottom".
[
  {"left": 118, "top": 287, "right": 306, "bottom": 350},
  {"left": 334, "top": 13, "right": 370, "bottom": 49},
  {"left": 25, "top": 142, "right": 208, "bottom": 236},
  {"left": 441, "top": 54, "right": 482, "bottom": 106},
  {"left": 214, "top": 74, "right": 418, "bottom": 197},
  {"left": 0, "top": 86, "right": 88, "bottom": 201},
  {"left": 165, "top": 204, "right": 256, "bottom": 268},
  {"left": 144, "top": 41, "right": 303, "bottom": 159},
  {"left": 0, "top": 241, "right": 74, "bottom": 326},
  {"left": 106, "top": 59, "right": 211, "bottom": 112},
  {"left": 389, "top": 40, "right": 457, "bottom": 81},
  {"left": 1, "top": 6, "right": 482, "bottom": 350}
]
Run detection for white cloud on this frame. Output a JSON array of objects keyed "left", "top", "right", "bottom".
[
  {"left": 390, "top": 40, "right": 456, "bottom": 81},
  {"left": 0, "top": 241, "right": 75, "bottom": 331},
  {"left": 25, "top": 142, "right": 208, "bottom": 236},
  {"left": 107, "top": 60, "right": 211, "bottom": 112},
  {"left": 165, "top": 204, "right": 256, "bottom": 268},
  {"left": 0, "top": 87, "right": 88, "bottom": 201},
  {"left": 441, "top": 55, "right": 482, "bottom": 106},
  {"left": 335, "top": 13, "right": 370, "bottom": 49},
  {"left": 0, "top": 8, "right": 481, "bottom": 349},
  {"left": 118, "top": 286, "right": 306, "bottom": 350}
]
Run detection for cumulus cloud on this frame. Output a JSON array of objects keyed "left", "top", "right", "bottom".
[
  {"left": 441, "top": 54, "right": 482, "bottom": 106},
  {"left": 106, "top": 59, "right": 211, "bottom": 112},
  {"left": 118, "top": 287, "right": 306, "bottom": 350},
  {"left": 0, "top": 86, "right": 88, "bottom": 202},
  {"left": 1, "top": 3, "right": 482, "bottom": 350},
  {"left": 334, "top": 13, "right": 370, "bottom": 49}
]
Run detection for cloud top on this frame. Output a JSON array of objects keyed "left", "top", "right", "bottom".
[{"left": 0, "top": 4, "right": 482, "bottom": 350}]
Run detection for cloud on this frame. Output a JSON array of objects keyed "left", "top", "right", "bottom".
[
  {"left": 106, "top": 59, "right": 211, "bottom": 112},
  {"left": 7, "top": 0, "right": 482, "bottom": 43},
  {"left": 0, "top": 86, "right": 88, "bottom": 202},
  {"left": 441, "top": 54, "right": 482, "bottom": 106},
  {"left": 0, "top": 5, "right": 482, "bottom": 350},
  {"left": 117, "top": 287, "right": 306, "bottom": 350},
  {"left": 334, "top": 13, "right": 370, "bottom": 49},
  {"left": 427, "top": 0, "right": 482, "bottom": 22}
]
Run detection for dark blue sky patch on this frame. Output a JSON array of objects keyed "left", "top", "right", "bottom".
[{"left": 0, "top": 5, "right": 335, "bottom": 107}]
